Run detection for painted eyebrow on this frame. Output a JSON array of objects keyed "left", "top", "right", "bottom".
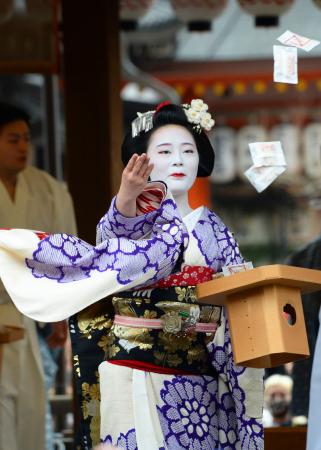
[
  {"left": 155, "top": 142, "right": 194, "bottom": 147},
  {"left": 156, "top": 143, "right": 172, "bottom": 148}
]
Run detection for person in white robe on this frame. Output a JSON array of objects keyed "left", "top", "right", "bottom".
[{"left": 0, "top": 103, "right": 77, "bottom": 450}]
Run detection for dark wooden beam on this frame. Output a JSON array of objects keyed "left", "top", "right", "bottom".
[{"left": 61, "top": 0, "right": 122, "bottom": 243}]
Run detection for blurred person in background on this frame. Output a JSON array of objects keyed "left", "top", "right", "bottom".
[
  {"left": 0, "top": 102, "right": 77, "bottom": 450},
  {"left": 263, "top": 374, "right": 293, "bottom": 427}
]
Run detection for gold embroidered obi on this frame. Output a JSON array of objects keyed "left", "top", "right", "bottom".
[{"left": 106, "top": 286, "right": 221, "bottom": 374}]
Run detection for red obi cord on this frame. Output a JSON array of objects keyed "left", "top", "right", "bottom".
[{"left": 108, "top": 360, "right": 200, "bottom": 375}]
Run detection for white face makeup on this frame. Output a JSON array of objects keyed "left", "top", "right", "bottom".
[{"left": 146, "top": 124, "right": 199, "bottom": 196}]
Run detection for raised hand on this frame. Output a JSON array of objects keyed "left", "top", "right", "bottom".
[{"left": 116, "top": 153, "right": 154, "bottom": 217}]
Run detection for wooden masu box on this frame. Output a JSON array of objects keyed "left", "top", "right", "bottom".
[{"left": 197, "top": 265, "right": 321, "bottom": 368}]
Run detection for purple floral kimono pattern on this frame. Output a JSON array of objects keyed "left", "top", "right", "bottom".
[
  {"left": 0, "top": 188, "right": 264, "bottom": 449},
  {"left": 97, "top": 198, "right": 263, "bottom": 450}
]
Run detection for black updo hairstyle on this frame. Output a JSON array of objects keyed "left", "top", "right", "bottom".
[{"left": 121, "top": 103, "right": 215, "bottom": 177}]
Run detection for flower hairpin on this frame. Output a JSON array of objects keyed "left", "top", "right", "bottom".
[
  {"left": 182, "top": 99, "right": 215, "bottom": 133},
  {"left": 131, "top": 98, "right": 215, "bottom": 137}
]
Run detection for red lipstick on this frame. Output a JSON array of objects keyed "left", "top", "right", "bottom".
[{"left": 170, "top": 173, "right": 185, "bottom": 178}]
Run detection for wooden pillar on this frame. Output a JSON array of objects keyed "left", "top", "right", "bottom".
[{"left": 61, "top": 0, "right": 122, "bottom": 243}]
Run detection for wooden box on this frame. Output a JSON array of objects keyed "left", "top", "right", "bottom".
[{"left": 197, "top": 265, "right": 321, "bottom": 368}]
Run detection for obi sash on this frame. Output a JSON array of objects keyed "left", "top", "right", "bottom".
[{"left": 106, "top": 285, "right": 222, "bottom": 375}]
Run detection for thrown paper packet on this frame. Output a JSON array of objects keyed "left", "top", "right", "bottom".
[
  {"left": 222, "top": 261, "right": 254, "bottom": 277},
  {"left": 244, "top": 165, "right": 286, "bottom": 193},
  {"left": 273, "top": 45, "right": 298, "bottom": 84},
  {"left": 249, "top": 141, "right": 286, "bottom": 167},
  {"left": 277, "top": 30, "right": 320, "bottom": 52}
]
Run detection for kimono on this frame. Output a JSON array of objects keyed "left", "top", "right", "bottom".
[
  {"left": 0, "top": 182, "right": 263, "bottom": 450},
  {"left": 0, "top": 166, "right": 77, "bottom": 450}
]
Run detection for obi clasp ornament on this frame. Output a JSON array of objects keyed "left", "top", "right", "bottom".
[
  {"left": 161, "top": 306, "right": 200, "bottom": 335},
  {"left": 161, "top": 311, "right": 182, "bottom": 334},
  {"left": 113, "top": 305, "right": 217, "bottom": 335}
]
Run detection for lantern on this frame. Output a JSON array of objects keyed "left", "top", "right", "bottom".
[
  {"left": 0, "top": 0, "right": 14, "bottom": 24},
  {"left": 237, "top": 0, "right": 294, "bottom": 27},
  {"left": 120, "top": 0, "right": 154, "bottom": 31},
  {"left": 169, "top": 0, "right": 228, "bottom": 32},
  {"left": 237, "top": 125, "right": 267, "bottom": 178},
  {"left": 302, "top": 123, "right": 321, "bottom": 180},
  {"left": 209, "top": 127, "right": 236, "bottom": 183},
  {"left": 270, "top": 124, "right": 301, "bottom": 177}
]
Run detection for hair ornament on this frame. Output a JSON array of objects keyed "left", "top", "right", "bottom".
[
  {"left": 182, "top": 99, "right": 215, "bottom": 133},
  {"left": 131, "top": 110, "right": 154, "bottom": 138},
  {"left": 131, "top": 98, "right": 215, "bottom": 137},
  {"left": 154, "top": 100, "right": 171, "bottom": 114}
]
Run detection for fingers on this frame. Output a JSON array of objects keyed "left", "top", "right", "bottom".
[
  {"left": 133, "top": 154, "right": 149, "bottom": 176},
  {"left": 126, "top": 153, "right": 151, "bottom": 178},
  {"left": 137, "top": 156, "right": 153, "bottom": 180},
  {"left": 126, "top": 154, "right": 139, "bottom": 172},
  {"left": 212, "top": 272, "right": 224, "bottom": 279},
  {"left": 142, "top": 162, "right": 154, "bottom": 179}
]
